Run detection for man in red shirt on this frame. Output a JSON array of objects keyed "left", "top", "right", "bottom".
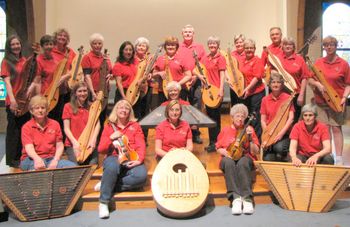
[
  {"left": 261, "top": 27, "right": 283, "bottom": 66},
  {"left": 289, "top": 104, "right": 333, "bottom": 167}
]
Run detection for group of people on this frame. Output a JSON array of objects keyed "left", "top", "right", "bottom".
[{"left": 1, "top": 24, "right": 349, "bottom": 218}]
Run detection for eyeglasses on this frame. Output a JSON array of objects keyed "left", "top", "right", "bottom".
[
  {"left": 303, "top": 113, "right": 315, "bottom": 117},
  {"left": 323, "top": 43, "right": 336, "bottom": 47}
]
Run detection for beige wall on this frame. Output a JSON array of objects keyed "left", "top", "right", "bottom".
[{"left": 33, "top": 0, "right": 299, "bottom": 60}]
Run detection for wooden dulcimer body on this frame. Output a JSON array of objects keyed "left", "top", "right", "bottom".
[
  {"left": 264, "top": 47, "right": 297, "bottom": 93},
  {"left": 44, "top": 54, "right": 68, "bottom": 112},
  {"left": 68, "top": 46, "right": 84, "bottom": 89},
  {"left": 15, "top": 43, "right": 40, "bottom": 116},
  {"left": 125, "top": 59, "right": 147, "bottom": 105},
  {"left": 76, "top": 91, "right": 103, "bottom": 163},
  {"left": 193, "top": 50, "right": 222, "bottom": 108},
  {"left": 221, "top": 48, "right": 245, "bottom": 97},
  {"left": 152, "top": 148, "right": 209, "bottom": 218},
  {"left": 261, "top": 94, "right": 294, "bottom": 154},
  {"left": 305, "top": 56, "right": 343, "bottom": 112},
  {"left": 98, "top": 49, "right": 109, "bottom": 110},
  {"left": 162, "top": 57, "right": 173, "bottom": 99}
]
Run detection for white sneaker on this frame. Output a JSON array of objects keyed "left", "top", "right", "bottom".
[
  {"left": 335, "top": 156, "right": 343, "bottom": 166},
  {"left": 94, "top": 181, "right": 101, "bottom": 191},
  {"left": 99, "top": 203, "right": 109, "bottom": 219},
  {"left": 242, "top": 199, "right": 254, "bottom": 214},
  {"left": 231, "top": 197, "right": 243, "bottom": 215}
]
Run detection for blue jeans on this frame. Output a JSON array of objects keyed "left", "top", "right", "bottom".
[
  {"left": 100, "top": 156, "right": 147, "bottom": 203},
  {"left": 20, "top": 157, "right": 77, "bottom": 171}
]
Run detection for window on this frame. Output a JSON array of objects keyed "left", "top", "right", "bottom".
[{"left": 322, "top": 2, "right": 350, "bottom": 64}]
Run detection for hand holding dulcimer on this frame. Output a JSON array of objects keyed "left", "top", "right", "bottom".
[
  {"left": 193, "top": 50, "right": 222, "bottom": 108},
  {"left": 264, "top": 47, "right": 297, "bottom": 93},
  {"left": 14, "top": 43, "right": 40, "bottom": 116},
  {"left": 227, "top": 112, "right": 256, "bottom": 160},
  {"left": 305, "top": 56, "right": 343, "bottom": 112},
  {"left": 98, "top": 49, "right": 109, "bottom": 109},
  {"left": 68, "top": 46, "right": 84, "bottom": 89}
]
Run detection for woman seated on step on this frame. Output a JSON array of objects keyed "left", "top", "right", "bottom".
[
  {"left": 155, "top": 99, "right": 193, "bottom": 160},
  {"left": 62, "top": 81, "right": 100, "bottom": 165},
  {"left": 20, "top": 95, "right": 77, "bottom": 170},
  {"left": 289, "top": 104, "right": 334, "bottom": 167},
  {"left": 97, "top": 99, "right": 147, "bottom": 219},
  {"left": 216, "top": 103, "right": 260, "bottom": 215}
]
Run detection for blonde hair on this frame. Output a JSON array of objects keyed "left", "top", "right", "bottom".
[
  {"left": 53, "top": 28, "right": 70, "bottom": 44},
  {"left": 164, "top": 36, "right": 179, "bottom": 50},
  {"left": 29, "top": 95, "right": 49, "bottom": 111},
  {"left": 166, "top": 81, "right": 181, "bottom": 92},
  {"left": 234, "top": 34, "right": 245, "bottom": 44},
  {"left": 269, "top": 71, "right": 285, "bottom": 86},
  {"left": 164, "top": 100, "right": 182, "bottom": 119},
  {"left": 109, "top": 99, "right": 137, "bottom": 123}
]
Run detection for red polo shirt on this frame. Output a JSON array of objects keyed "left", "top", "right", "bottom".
[
  {"left": 215, "top": 125, "right": 259, "bottom": 161},
  {"left": 231, "top": 50, "right": 245, "bottom": 66},
  {"left": 51, "top": 46, "right": 76, "bottom": 70},
  {"left": 112, "top": 59, "right": 139, "bottom": 88},
  {"left": 261, "top": 43, "right": 283, "bottom": 66},
  {"left": 156, "top": 119, "right": 192, "bottom": 153},
  {"left": 240, "top": 55, "right": 265, "bottom": 95},
  {"left": 98, "top": 121, "right": 146, "bottom": 162},
  {"left": 178, "top": 42, "right": 206, "bottom": 70},
  {"left": 260, "top": 92, "right": 295, "bottom": 124},
  {"left": 21, "top": 118, "right": 62, "bottom": 160},
  {"left": 313, "top": 56, "right": 350, "bottom": 105},
  {"left": 201, "top": 52, "right": 226, "bottom": 88},
  {"left": 290, "top": 120, "right": 330, "bottom": 157},
  {"left": 276, "top": 52, "right": 310, "bottom": 93},
  {"left": 155, "top": 53, "right": 190, "bottom": 84},
  {"left": 62, "top": 103, "right": 89, "bottom": 147},
  {"left": 161, "top": 99, "right": 190, "bottom": 106},
  {"left": 81, "top": 51, "right": 112, "bottom": 92},
  {"left": 36, "top": 54, "right": 59, "bottom": 94},
  {"left": 1, "top": 57, "right": 27, "bottom": 106}
]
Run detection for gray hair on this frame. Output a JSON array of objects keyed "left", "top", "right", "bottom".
[
  {"left": 134, "top": 37, "right": 150, "bottom": 50},
  {"left": 230, "top": 103, "right": 249, "bottom": 119},
  {"left": 182, "top": 24, "right": 194, "bottom": 32},
  {"left": 234, "top": 34, "right": 245, "bottom": 44},
  {"left": 323, "top": 35, "right": 338, "bottom": 47},
  {"left": 282, "top": 37, "right": 296, "bottom": 49},
  {"left": 89, "top": 33, "right": 104, "bottom": 44},
  {"left": 166, "top": 81, "right": 181, "bottom": 92},
  {"left": 244, "top": 39, "right": 256, "bottom": 48},
  {"left": 269, "top": 27, "right": 282, "bottom": 33},
  {"left": 207, "top": 36, "right": 220, "bottom": 46},
  {"left": 301, "top": 104, "right": 318, "bottom": 117},
  {"left": 269, "top": 71, "right": 285, "bottom": 86}
]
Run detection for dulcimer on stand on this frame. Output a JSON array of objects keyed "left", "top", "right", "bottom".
[
  {"left": 193, "top": 50, "right": 222, "bottom": 108},
  {"left": 221, "top": 48, "right": 245, "bottom": 97},
  {"left": 44, "top": 53, "right": 69, "bottom": 112},
  {"left": 76, "top": 91, "right": 103, "bottom": 163},
  {"left": 14, "top": 43, "right": 40, "bottom": 116},
  {"left": 260, "top": 94, "right": 294, "bottom": 160},
  {"left": 305, "top": 56, "right": 343, "bottom": 113},
  {"left": 68, "top": 46, "right": 84, "bottom": 89},
  {"left": 264, "top": 47, "right": 297, "bottom": 93}
]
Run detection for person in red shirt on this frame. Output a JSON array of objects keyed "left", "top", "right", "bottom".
[
  {"left": 261, "top": 27, "right": 283, "bottom": 67},
  {"left": 193, "top": 36, "right": 225, "bottom": 152},
  {"left": 240, "top": 39, "right": 265, "bottom": 139},
  {"left": 160, "top": 81, "right": 190, "bottom": 106},
  {"left": 153, "top": 36, "right": 192, "bottom": 104},
  {"left": 81, "top": 33, "right": 112, "bottom": 126},
  {"left": 20, "top": 95, "right": 76, "bottom": 171},
  {"left": 261, "top": 72, "right": 294, "bottom": 161},
  {"left": 277, "top": 37, "right": 310, "bottom": 122},
  {"left": 308, "top": 36, "right": 350, "bottom": 165},
  {"left": 216, "top": 104, "right": 259, "bottom": 215},
  {"left": 1, "top": 35, "right": 31, "bottom": 167},
  {"left": 155, "top": 100, "right": 193, "bottom": 160},
  {"left": 178, "top": 24, "right": 206, "bottom": 144},
  {"left": 97, "top": 99, "right": 147, "bottom": 219},
  {"left": 289, "top": 104, "right": 333, "bottom": 167},
  {"left": 62, "top": 81, "right": 100, "bottom": 165}
]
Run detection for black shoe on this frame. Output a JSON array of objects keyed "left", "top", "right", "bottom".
[
  {"left": 205, "top": 144, "right": 216, "bottom": 153},
  {"left": 192, "top": 135, "right": 203, "bottom": 144}
]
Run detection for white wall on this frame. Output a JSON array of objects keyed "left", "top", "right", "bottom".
[{"left": 38, "top": 0, "right": 298, "bottom": 60}]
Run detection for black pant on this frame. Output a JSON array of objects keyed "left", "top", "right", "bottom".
[
  {"left": 5, "top": 107, "right": 30, "bottom": 166},
  {"left": 189, "top": 80, "right": 202, "bottom": 137},
  {"left": 206, "top": 102, "right": 222, "bottom": 144},
  {"left": 292, "top": 94, "right": 302, "bottom": 124},
  {"left": 288, "top": 154, "right": 334, "bottom": 164},
  {"left": 242, "top": 91, "right": 265, "bottom": 140},
  {"left": 263, "top": 135, "right": 290, "bottom": 161},
  {"left": 220, "top": 156, "right": 254, "bottom": 201}
]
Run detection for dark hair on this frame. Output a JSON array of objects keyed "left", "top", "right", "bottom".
[
  {"left": 40, "top": 35, "right": 54, "bottom": 47},
  {"left": 116, "top": 41, "right": 135, "bottom": 64},
  {"left": 4, "top": 35, "right": 23, "bottom": 79}
]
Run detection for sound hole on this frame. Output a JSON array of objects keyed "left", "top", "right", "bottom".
[{"left": 172, "top": 163, "right": 187, "bottom": 173}]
